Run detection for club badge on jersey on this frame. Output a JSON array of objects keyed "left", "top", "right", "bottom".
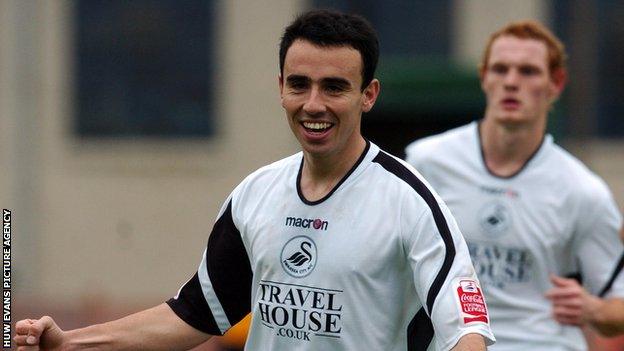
[{"left": 453, "top": 278, "right": 489, "bottom": 324}]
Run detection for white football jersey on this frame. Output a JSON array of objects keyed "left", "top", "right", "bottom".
[
  {"left": 168, "top": 141, "right": 495, "bottom": 351},
  {"left": 405, "top": 122, "right": 624, "bottom": 351}
]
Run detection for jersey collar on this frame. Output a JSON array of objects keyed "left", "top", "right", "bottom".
[
  {"left": 296, "top": 140, "right": 372, "bottom": 205},
  {"left": 475, "top": 120, "right": 552, "bottom": 179}
]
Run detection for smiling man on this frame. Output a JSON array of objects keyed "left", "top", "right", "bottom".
[
  {"left": 15, "top": 9, "right": 493, "bottom": 351},
  {"left": 405, "top": 20, "right": 624, "bottom": 350}
]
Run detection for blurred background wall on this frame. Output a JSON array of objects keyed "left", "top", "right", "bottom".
[
  {"left": 1, "top": 0, "right": 304, "bottom": 329},
  {"left": 1, "top": 0, "right": 622, "bottom": 347}
]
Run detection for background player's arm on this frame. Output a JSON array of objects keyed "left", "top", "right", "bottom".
[
  {"left": 14, "top": 303, "right": 212, "bottom": 351},
  {"left": 214, "top": 312, "right": 251, "bottom": 349},
  {"left": 546, "top": 275, "right": 624, "bottom": 337},
  {"left": 580, "top": 224, "right": 624, "bottom": 336},
  {"left": 586, "top": 297, "right": 624, "bottom": 336},
  {"left": 450, "top": 333, "right": 486, "bottom": 351}
]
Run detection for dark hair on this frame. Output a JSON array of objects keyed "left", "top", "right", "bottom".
[{"left": 279, "top": 9, "right": 379, "bottom": 91}]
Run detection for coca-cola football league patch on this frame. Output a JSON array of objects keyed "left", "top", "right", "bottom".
[{"left": 453, "top": 278, "right": 489, "bottom": 324}]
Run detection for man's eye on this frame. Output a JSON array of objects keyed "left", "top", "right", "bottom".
[
  {"left": 519, "top": 66, "right": 539, "bottom": 76},
  {"left": 290, "top": 82, "right": 308, "bottom": 90},
  {"left": 326, "top": 85, "right": 344, "bottom": 93},
  {"left": 490, "top": 65, "right": 507, "bottom": 74}
]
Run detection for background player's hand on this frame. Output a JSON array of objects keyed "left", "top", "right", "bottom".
[
  {"left": 545, "top": 274, "right": 602, "bottom": 327},
  {"left": 14, "top": 316, "right": 66, "bottom": 350}
]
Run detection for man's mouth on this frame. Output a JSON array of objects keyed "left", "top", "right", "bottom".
[
  {"left": 302, "top": 121, "right": 333, "bottom": 133},
  {"left": 501, "top": 98, "right": 520, "bottom": 109}
]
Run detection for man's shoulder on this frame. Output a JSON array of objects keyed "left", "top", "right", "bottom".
[
  {"left": 547, "top": 142, "right": 613, "bottom": 200},
  {"left": 237, "top": 153, "right": 301, "bottom": 190},
  {"left": 255, "top": 152, "right": 301, "bottom": 174},
  {"left": 370, "top": 148, "right": 446, "bottom": 208},
  {"left": 405, "top": 122, "right": 476, "bottom": 165}
]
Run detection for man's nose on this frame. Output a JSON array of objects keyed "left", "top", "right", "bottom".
[
  {"left": 303, "top": 87, "right": 326, "bottom": 115},
  {"left": 503, "top": 69, "right": 520, "bottom": 89}
]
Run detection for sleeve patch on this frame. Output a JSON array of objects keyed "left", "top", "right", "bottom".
[{"left": 453, "top": 278, "right": 489, "bottom": 325}]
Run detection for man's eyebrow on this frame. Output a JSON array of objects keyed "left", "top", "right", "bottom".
[
  {"left": 489, "top": 61, "right": 507, "bottom": 67},
  {"left": 285, "top": 75, "right": 310, "bottom": 84},
  {"left": 322, "top": 77, "right": 351, "bottom": 88},
  {"left": 518, "top": 63, "right": 542, "bottom": 69}
]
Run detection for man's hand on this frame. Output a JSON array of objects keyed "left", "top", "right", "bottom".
[
  {"left": 14, "top": 316, "right": 66, "bottom": 350},
  {"left": 14, "top": 304, "right": 213, "bottom": 351},
  {"left": 545, "top": 274, "right": 601, "bottom": 327}
]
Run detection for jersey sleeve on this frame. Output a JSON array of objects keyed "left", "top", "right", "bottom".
[
  {"left": 166, "top": 197, "right": 252, "bottom": 335},
  {"left": 402, "top": 190, "right": 496, "bottom": 350},
  {"left": 572, "top": 181, "right": 624, "bottom": 297}
]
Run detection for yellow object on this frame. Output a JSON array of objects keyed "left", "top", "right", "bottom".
[{"left": 221, "top": 313, "right": 251, "bottom": 348}]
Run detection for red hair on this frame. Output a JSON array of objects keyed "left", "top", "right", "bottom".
[{"left": 480, "top": 20, "right": 567, "bottom": 77}]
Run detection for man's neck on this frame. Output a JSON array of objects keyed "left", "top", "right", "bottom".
[
  {"left": 479, "top": 117, "right": 546, "bottom": 177},
  {"left": 300, "top": 137, "right": 367, "bottom": 202}
]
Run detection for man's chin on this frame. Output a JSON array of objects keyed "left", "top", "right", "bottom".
[
  {"left": 301, "top": 144, "right": 333, "bottom": 158},
  {"left": 492, "top": 113, "right": 534, "bottom": 126}
]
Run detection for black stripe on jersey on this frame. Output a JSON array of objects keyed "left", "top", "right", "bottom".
[
  {"left": 167, "top": 200, "right": 252, "bottom": 335},
  {"left": 407, "top": 308, "right": 434, "bottom": 351},
  {"left": 372, "top": 151, "right": 456, "bottom": 314},
  {"left": 296, "top": 140, "right": 371, "bottom": 205},
  {"left": 206, "top": 200, "right": 253, "bottom": 324},
  {"left": 167, "top": 273, "right": 221, "bottom": 334},
  {"left": 599, "top": 251, "right": 624, "bottom": 297}
]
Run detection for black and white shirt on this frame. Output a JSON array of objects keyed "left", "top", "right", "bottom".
[
  {"left": 406, "top": 122, "right": 624, "bottom": 351},
  {"left": 168, "top": 141, "right": 494, "bottom": 351}
]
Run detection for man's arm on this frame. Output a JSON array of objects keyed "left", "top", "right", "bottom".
[
  {"left": 586, "top": 297, "right": 624, "bottom": 336},
  {"left": 546, "top": 275, "right": 624, "bottom": 337},
  {"left": 14, "top": 303, "right": 211, "bottom": 351},
  {"left": 450, "top": 333, "right": 486, "bottom": 351}
]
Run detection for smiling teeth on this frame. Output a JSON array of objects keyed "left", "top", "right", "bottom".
[{"left": 303, "top": 122, "right": 331, "bottom": 130}]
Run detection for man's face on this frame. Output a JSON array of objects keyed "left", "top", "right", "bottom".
[
  {"left": 279, "top": 39, "right": 378, "bottom": 159},
  {"left": 481, "top": 35, "right": 563, "bottom": 127}
]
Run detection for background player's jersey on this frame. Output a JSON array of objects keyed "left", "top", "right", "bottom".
[
  {"left": 168, "top": 142, "right": 494, "bottom": 351},
  {"left": 405, "top": 122, "right": 624, "bottom": 351}
]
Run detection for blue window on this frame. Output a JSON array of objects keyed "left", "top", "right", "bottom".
[
  {"left": 553, "top": 0, "right": 624, "bottom": 137},
  {"left": 313, "top": 0, "right": 452, "bottom": 57},
  {"left": 75, "top": 0, "right": 215, "bottom": 137}
]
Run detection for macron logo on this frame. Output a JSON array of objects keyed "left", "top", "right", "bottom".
[{"left": 285, "top": 217, "right": 328, "bottom": 231}]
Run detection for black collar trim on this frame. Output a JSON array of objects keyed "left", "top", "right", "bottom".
[
  {"left": 477, "top": 121, "right": 545, "bottom": 179},
  {"left": 296, "top": 140, "right": 371, "bottom": 206}
]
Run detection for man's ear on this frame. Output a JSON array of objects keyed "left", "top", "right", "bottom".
[
  {"left": 479, "top": 66, "right": 487, "bottom": 92},
  {"left": 549, "top": 68, "right": 567, "bottom": 101},
  {"left": 361, "top": 79, "right": 380, "bottom": 113},
  {"left": 278, "top": 74, "right": 285, "bottom": 106}
]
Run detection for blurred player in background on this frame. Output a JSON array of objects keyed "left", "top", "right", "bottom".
[
  {"left": 204, "top": 314, "right": 249, "bottom": 351},
  {"left": 405, "top": 20, "right": 624, "bottom": 350},
  {"left": 15, "top": 9, "right": 495, "bottom": 351}
]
